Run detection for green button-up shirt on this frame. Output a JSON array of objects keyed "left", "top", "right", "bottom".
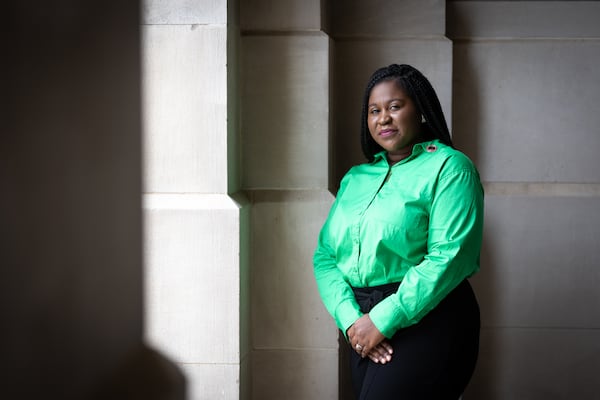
[{"left": 313, "top": 140, "right": 484, "bottom": 338}]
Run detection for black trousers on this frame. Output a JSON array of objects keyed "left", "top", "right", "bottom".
[{"left": 349, "top": 280, "right": 480, "bottom": 400}]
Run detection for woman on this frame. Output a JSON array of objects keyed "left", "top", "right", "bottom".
[{"left": 313, "top": 64, "right": 483, "bottom": 399}]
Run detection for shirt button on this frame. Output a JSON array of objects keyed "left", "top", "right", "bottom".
[{"left": 426, "top": 144, "right": 437, "bottom": 152}]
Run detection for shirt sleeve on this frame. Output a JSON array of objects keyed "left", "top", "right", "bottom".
[
  {"left": 368, "top": 163, "right": 484, "bottom": 338},
  {"left": 313, "top": 183, "right": 363, "bottom": 337}
]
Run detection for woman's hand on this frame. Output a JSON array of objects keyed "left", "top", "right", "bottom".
[
  {"left": 347, "top": 314, "right": 389, "bottom": 359},
  {"left": 367, "top": 340, "right": 393, "bottom": 364}
]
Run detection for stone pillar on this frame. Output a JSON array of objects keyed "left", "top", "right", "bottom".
[
  {"left": 448, "top": 2, "right": 600, "bottom": 399},
  {"left": 142, "top": 1, "right": 248, "bottom": 399},
  {"left": 240, "top": 1, "right": 338, "bottom": 399}
]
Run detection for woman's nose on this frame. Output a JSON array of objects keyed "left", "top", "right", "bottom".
[{"left": 378, "top": 110, "right": 391, "bottom": 124}]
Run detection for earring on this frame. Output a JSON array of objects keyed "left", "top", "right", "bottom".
[{"left": 421, "top": 115, "right": 426, "bottom": 123}]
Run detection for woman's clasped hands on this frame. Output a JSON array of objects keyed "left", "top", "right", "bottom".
[{"left": 347, "top": 314, "right": 393, "bottom": 364}]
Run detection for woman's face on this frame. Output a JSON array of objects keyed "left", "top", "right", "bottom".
[{"left": 367, "top": 80, "right": 421, "bottom": 160}]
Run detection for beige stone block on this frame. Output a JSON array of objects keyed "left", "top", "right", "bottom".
[
  {"left": 249, "top": 190, "right": 338, "bottom": 350},
  {"left": 180, "top": 363, "right": 240, "bottom": 400},
  {"left": 241, "top": 34, "right": 330, "bottom": 189},
  {"left": 142, "top": 0, "right": 227, "bottom": 25},
  {"left": 472, "top": 195, "right": 600, "bottom": 329},
  {"left": 332, "top": 39, "right": 453, "bottom": 186},
  {"left": 448, "top": 1, "right": 600, "bottom": 39},
  {"left": 453, "top": 40, "right": 600, "bottom": 183},
  {"left": 252, "top": 349, "right": 338, "bottom": 400},
  {"left": 330, "top": 0, "right": 445, "bottom": 38},
  {"left": 241, "top": 0, "right": 322, "bottom": 31},
  {"left": 466, "top": 328, "right": 600, "bottom": 399},
  {"left": 143, "top": 194, "right": 246, "bottom": 364},
  {"left": 142, "top": 25, "right": 228, "bottom": 193}
]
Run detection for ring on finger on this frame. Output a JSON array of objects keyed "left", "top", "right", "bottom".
[{"left": 355, "top": 343, "right": 363, "bottom": 351}]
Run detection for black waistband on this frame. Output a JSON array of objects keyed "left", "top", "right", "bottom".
[{"left": 351, "top": 281, "right": 401, "bottom": 314}]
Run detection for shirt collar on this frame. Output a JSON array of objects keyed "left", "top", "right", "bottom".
[{"left": 372, "top": 139, "right": 441, "bottom": 165}]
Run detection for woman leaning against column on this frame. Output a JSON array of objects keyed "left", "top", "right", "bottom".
[{"left": 313, "top": 64, "right": 483, "bottom": 400}]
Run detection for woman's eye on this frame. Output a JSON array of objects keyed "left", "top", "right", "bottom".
[
  {"left": 390, "top": 104, "right": 400, "bottom": 110},
  {"left": 370, "top": 109, "right": 379, "bottom": 115}
]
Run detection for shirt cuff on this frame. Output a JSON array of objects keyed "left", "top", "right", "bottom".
[
  {"left": 368, "top": 296, "right": 404, "bottom": 339},
  {"left": 335, "top": 299, "right": 363, "bottom": 338}
]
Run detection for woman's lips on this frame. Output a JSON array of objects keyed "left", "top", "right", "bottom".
[{"left": 379, "top": 129, "right": 397, "bottom": 138}]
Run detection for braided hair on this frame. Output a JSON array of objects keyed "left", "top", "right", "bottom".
[{"left": 360, "top": 64, "right": 453, "bottom": 162}]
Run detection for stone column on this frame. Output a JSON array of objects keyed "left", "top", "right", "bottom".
[
  {"left": 240, "top": 0, "right": 338, "bottom": 399},
  {"left": 448, "top": 2, "right": 600, "bottom": 398},
  {"left": 142, "top": 1, "right": 248, "bottom": 399}
]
